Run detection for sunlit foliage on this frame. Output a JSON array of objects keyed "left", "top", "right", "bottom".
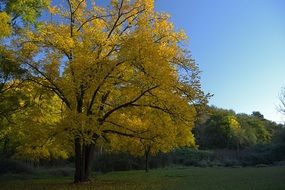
[{"left": 1, "top": 0, "right": 206, "bottom": 182}]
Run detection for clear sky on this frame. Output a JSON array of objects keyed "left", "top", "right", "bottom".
[{"left": 155, "top": 0, "right": 285, "bottom": 123}]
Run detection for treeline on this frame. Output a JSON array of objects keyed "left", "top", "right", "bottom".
[
  {"left": 194, "top": 106, "right": 283, "bottom": 150},
  {"left": 192, "top": 106, "right": 285, "bottom": 166},
  {"left": 1, "top": 106, "right": 285, "bottom": 175},
  {"left": 92, "top": 107, "right": 285, "bottom": 171}
]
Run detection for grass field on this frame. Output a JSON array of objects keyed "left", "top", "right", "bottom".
[{"left": 1, "top": 167, "right": 285, "bottom": 190}]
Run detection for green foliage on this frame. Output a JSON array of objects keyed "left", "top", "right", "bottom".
[
  {"left": 237, "top": 114, "right": 271, "bottom": 144},
  {"left": 2, "top": 0, "right": 49, "bottom": 23},
  {"left": 0, "top": 48, "right": 29, "bottom": 158},
  {"left": 242, "top": 143, "right": 285, "bottom": 165},
  {"left": 200, "top": 107, "right": 241, "bottom": 149},
  {"left": 0, "top": 0, "right": 49, "bottom": 38},
  {"left": 194, "top": 106, "right": 281, "bottom": 150},
  {"left": 273, "top": 127, "right": 285, "bottom": 144},
  {"left": 241, "top": 128, "right": 285, "bottom": 165}
]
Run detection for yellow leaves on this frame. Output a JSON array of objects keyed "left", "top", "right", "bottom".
[
  {"left": 15, "top": 141, "right": 70, "bottom": 161},
  {"left": 62, "top": 111, "right": 101, "bottom": 145},
  {"left": 0, "top": 12, "right": 11, "bottom": 38},
  {"left": 48, "top": 5, "right": 60, "bottom": 15},
  {"left": 5, "top": 83, "right": 71, "bottom": 161},
  {"left": 44, "top": 58, "right": 60, "bottom": 79},
  {"left": 70, "top": 0, "right": 87, "bottom": 10},
  {"left": 156, "top": 17, "right": 174, "bottom": 34},
  {"left": 228, "top": 116, "right": 240, "bottom": 130},
  {"left": 6, "top": 0, "right": 203, "bottom": 161},
  {"left": 18, "top": 99, "right": 26, "bottom": 107},
  {"left": 28, "top": 24, "right": 75, "bottom": 53},
  {"left": 21, "top": 42, "right": 39, "bottom": 58},
  {"left": 107, "top": 103, "right": 196, "bottom": 157},
  {"left": 42, "top": 24, "right": 75, "bottom": 50},
  {"left": 226, "top": 115, "right": 241, "bottom": 136},
  {"left": 0, "top": 126, "right": 12, "bottom": 140},
  {"left": 135, "top": 0, "right": 154, "bottom": 12}
]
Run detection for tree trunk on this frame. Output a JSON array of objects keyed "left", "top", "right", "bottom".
[
  {"left": 144, "top": 146, "right": 150, "bottom": 173},
  {"left": 74, "top": 139, "right": 96, "bottom": 183},
  {"left": 74, "top": 138, "right": 83, "bottom": 183},
  {"left": 2, "top": 137, "right": 9, "bottom": 155},
  {"left": 83, "top": 144, "right": 96, "bottom": 181}
]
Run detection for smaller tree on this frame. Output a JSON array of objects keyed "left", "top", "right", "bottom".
[
  {"left": 0, "top": 49, "right": 28, "bottom": 157},
  {"left": 0, "top": 0, "right": 49, "bottom": 156},
  {"left": 0, "top": 47, "right": 25, "bottom": 106},
  {"left": 238, "top": 114, "right": 271, "bottom": 144},
  {"left": 1, "top": 82, "right": 70, "bottom": 161},
  {"left": 252, "top": 111, "right": 264, "bottom": 120},
  {"left": 203, "top": 108, "right": 241, "bottom": 149},
  {"left": 109, "top": 107, "right": 196, "bottom": 172}
]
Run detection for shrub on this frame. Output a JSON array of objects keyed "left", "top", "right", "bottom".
[{"left": 0, "top": 159, "right": 33, "bottom": 175}]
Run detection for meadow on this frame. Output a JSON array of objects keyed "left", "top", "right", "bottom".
[{"left": 1, "top": 167, "right": 285, "bottom": 190}]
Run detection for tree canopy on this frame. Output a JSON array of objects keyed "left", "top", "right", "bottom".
[
  {"left": 0, "top": 0, "right": 207, "bottom": 183},
  {"left": 194, "top": 106, "right": 281, "bottom": 150}
]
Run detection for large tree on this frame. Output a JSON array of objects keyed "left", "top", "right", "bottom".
[{"left": 6, "top": 0, "right": 207, "bottom": 183}]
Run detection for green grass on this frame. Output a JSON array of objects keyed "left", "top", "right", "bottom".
[{"left": 1, "top": 167, "right": 285, "bottom": 190}]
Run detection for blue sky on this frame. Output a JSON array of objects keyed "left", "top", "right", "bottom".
[{"left": 155, "top": 0, "right": 285, "bottom": 123}]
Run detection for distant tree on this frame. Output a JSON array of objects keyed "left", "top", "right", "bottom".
[
  {"left": 201, "top": 108, "right": 241, "bottom": 149},
  {"left": 195, "top": 107, "right": 279, "bottom": 150},
  {"left": 273, "top": 127, "right": 285, "bottom": 144},
  {"left": 252, "top": 111, "right": 264, "bottom": 120},
  {"left": 237, "top": 114, "right": 271, "bottom": 144}
]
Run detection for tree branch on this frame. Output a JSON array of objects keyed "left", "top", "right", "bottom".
[
  {"left": 100, "top": 85, "right": 159, "bottom": 123},
  {"left": 25, "top": 62, "right": 71, "bottom": 109}
]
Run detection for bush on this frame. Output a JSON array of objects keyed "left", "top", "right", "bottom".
[
  {"left": 0, "top": 159, "right": 33, "bottom": 175},
  {"left": 240, "top": 143, "right": 285, "bottom": 166},
  {"left": 43, "top": 167, "right": 74, "bottom": 177},
  {"left": 223, "top": 159, "right": 241, "bottom": 167},
  {"left": 171, "top": 148, "right": 215, "bottom": 167},
  {"left": 93, "top": 153, "right": 136, "bottom": 173}
]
